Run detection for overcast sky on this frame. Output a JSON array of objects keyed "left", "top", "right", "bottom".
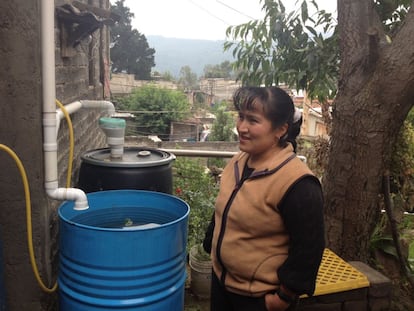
[{"left": 118, "top": 0, "right": 337, "bottom": 41}]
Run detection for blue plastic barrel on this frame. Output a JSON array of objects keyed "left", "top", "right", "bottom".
[{"left": 58, "top": 190, "right": 189, "bottom": 311}]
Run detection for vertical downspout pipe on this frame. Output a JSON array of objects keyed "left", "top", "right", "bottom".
[{"left": 41, "top": 0, "right": 88, "bottom": 210}]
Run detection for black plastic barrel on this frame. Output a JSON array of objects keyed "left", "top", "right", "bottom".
[{"left": 78, "top": 147, "right": 175, "bottom": 194}]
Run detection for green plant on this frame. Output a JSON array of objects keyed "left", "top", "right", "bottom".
[
  {"left": 370, "top": 231, "right": 397, "bottom": 258},
  {"left": 390, "top": 112, "right": 414, "bottom": 213},
  {"left": 192, "top": 243, "right": 212, "bottom": 262},
  {"left": 209, "top": 103, "right": 236, "bottom": 142},
  {"left": 173, "top": 158, "right": 219, "bottom": 254},
  {"left": 116, "top": 84, "right": 190, "bottom": 139}
]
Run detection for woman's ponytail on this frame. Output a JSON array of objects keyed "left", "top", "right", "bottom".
[{"left": 287, "top": 108, "right": 303, "bottom": 152}]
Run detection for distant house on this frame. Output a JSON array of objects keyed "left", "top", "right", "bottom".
[
  {"left": 294, "top": 92, "right": 330, "bottom": 137},
  {"left": 199, "top": 78, "right": 242, "bottom": 103},
  {"left": 169, "top": 120, "right": 200, "bottom": 142},
  {"left": 170, "top": 112, "right": 216, "bottom": 142},
  {"left": 303, "top": 106, "right": 329, "bottom": 137}
]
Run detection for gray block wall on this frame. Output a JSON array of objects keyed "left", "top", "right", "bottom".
[{"left": 0, "top": 0, "right": 110, "bottom": 309}]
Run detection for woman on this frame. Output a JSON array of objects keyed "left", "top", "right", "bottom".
[{"left": 203, "top": 86, "right": 325, "bottom": 311}]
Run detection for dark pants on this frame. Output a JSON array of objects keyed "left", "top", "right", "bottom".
[
  {"left": 210, "top": 272, "right": 267, "bottom": 311},
  {"left": 210, "top": 271, "right": 298, "bottom": 311}
]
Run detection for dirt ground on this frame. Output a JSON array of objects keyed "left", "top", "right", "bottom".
[
  {"left": 184, "top": 264, "right": 210, "bottom": 311},
  {"left": 182, "top": 256, "right": 414, "bottom": 311},
  {"left": 184, "top": 288, "right": 210, "bottom": 311},
  {"left": 388, "top": 279, "right": 414, "bottom": 311},
  {"left": 183, "top": 277, "right": 414, "bottom": 311},
  {"left": 374, "top": 248, "right": 414, "bottom": 310}
]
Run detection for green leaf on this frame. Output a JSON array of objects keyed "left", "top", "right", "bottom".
[
  {"left": 305, "top": 25, "right": 318, "bottom": 38},
  {"left": 301, "top": 0, "right": 309, "bottom": 22}
]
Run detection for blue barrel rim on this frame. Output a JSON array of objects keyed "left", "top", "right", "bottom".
[{"left": 58, "top": 189, "right": 190, "bottom": 232}]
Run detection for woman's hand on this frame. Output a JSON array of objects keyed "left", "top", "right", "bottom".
[{"left": 264, "top": 292, "right": 290, "bottom": 311}]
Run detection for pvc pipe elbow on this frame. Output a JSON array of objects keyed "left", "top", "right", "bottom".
[
  {"left": 80, "top": 100, "right": 115, "bottom": 116},
  {"left": 73, "top": 193, "right": 89, "bottom": 211},
  {"left": 46, "top": 186, "right": 89, "bottom": 210},
  {"left": 66, "top": 188, "right": 89, "bottom": 210}
]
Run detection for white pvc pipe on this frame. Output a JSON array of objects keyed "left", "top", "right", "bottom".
[
  {"left": 56, "top": 101, "right": 82, "bottom": 133},
  {"left": 80, "top": 100, "right": 115, "bottom": 116},
  {"left": 160, "top": 149, "right": 237, "bottom": 158},
  {"left": 41, "top": 0, "right": 88, "bottom": 210},
  {"left": 56, "top": 100, "right": 115, "bottom": 133},
  {"left": 160, "top": 149, "right": 307, "bottom": 162}
]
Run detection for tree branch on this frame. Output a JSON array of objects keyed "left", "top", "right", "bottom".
[
  {"left": 380, "top": 3, "right": 414, "bottom": 109},
  {"left": 337, "top": 0, "right": 385, "bottom": 94},
  {"left": 382, "top": 172, "right": 414, "bottom": 286}
]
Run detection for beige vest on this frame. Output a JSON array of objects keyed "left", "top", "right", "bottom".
[{"left": 211, "top": 145, "right": 314, "bottom": 297}]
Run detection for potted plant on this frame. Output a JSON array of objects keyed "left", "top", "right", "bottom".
[{"left": 188, "top": 243, "right": 213, "bottom": 299}]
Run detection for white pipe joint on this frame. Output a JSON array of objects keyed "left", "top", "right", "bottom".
[
  {"left": 80, "top": 100, "right": 116, "bottom": 116},
  {"left": 56, "top": 101, "right": 82, "bottom": 131},
  {"left": 56, "top": 100, "right": 116, "bottom": 134},
  {"left": 45, "top": 183, "right": 89, "bottom": 210}
]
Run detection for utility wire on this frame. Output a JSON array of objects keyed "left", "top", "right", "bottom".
[
  {"left": 215, "top": 0, "right": 257, "bottom": 20},
  {"left": 187, "top": 0, "right": 230, "bottom": 25}
]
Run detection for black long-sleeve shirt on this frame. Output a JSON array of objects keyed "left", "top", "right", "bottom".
[{"left": 277, "top": 176, "right": 325, "bottom": 296}]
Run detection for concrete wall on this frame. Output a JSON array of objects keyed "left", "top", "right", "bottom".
[
  {"left": 0, "top": 0, "right": 110, "bottom": 309},
  {"left": 111, "top": 74, "right": 241, "bottom": 103},
  {"left": 110, "top": 73, "right": 178, "bottom": 95}
]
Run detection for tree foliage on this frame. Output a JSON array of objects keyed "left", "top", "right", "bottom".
[
  {"left": 210, "top": 104, "right": 236, "bottom": 142},
  {"left": 110, "top": 0, "right": 155, "bottom": 80},
  {"left": 203, "top": 61, "right": 235, "bottom": 79},
  {"left": 390, "top": 107, "right": 414, "bottom": 212},
  {"left": 117, "top": 84, "right": 191, "bottom": 139},
  {"left": 375, "top": 0, "right": 411, "bottom": 33},
  {"left": 225, "top": 0, "right": 338, "bottom": 102},
  {"left": 177, "top": 66, "right": 199, "bottom": 91},
  {"left": 225, "top": 0, "right": 411, "bottom": 102}
]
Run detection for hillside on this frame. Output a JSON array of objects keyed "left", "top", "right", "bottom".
[{"left": 147, "top": 35, "right": 235, "bottom": 78}]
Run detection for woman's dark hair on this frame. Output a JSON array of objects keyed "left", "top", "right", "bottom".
[{"left": 233, "top": 86, "right": 302, "bottom": 151}]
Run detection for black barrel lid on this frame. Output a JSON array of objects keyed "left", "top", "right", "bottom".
[{"left": 81, "top": 147, "right": 176, "bottom": 168}]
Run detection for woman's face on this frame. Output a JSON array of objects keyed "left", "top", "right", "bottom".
[{"left": 236, "top": 102, "right": 286, "bottom": 162}]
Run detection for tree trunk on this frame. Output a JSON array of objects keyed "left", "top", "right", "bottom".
[{"left": 324, "top": 0, "right": 414, "bottom": 261}]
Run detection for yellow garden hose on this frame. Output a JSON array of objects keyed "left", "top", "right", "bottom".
[
  {"left": 55, "top": 99, "right": 74, "bottom": 187},
  {"left": 0, "top": 144, "right": 57, "bottom": 293},
  {"left": 0, "top": 100, "right": 75, "bottom": 293}
]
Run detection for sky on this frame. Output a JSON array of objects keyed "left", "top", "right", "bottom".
[{"left": 118, "top": 0, "right": 337, "bottom": 41}]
